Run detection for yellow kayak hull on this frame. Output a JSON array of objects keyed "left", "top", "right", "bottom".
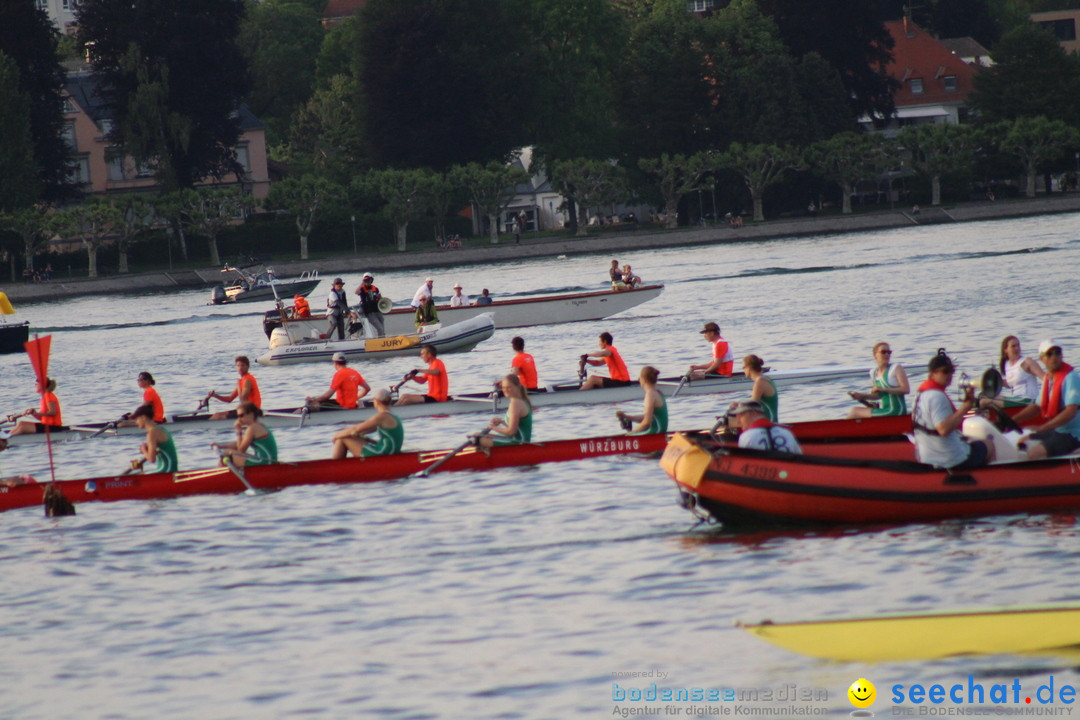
[{"left": 740, "top": 605, "right": 1080, "bottom": 662}]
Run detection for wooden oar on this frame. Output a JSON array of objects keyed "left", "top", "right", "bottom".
[{"left": 413, "top": 428, "right": 492, "bottom": 479}]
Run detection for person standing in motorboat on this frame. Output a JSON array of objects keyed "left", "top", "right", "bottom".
[
  {"left": 354, "top": 273, "right": 385, "bottom": 338},
  {"left": 411, "top": 277, "right": 434, "bottom": 308},
  {"left": 326, "top": 277, "right": 350, "bottom": 340},
  {"left": 999, "top": 335, "right": 1045, "bottom": 402},
  {"left": 848, "top": 342, "right": 910, "bottom": 419},
  {"left": 1013, "top": 340, "right": 1080, "bottom": 459},
  {"left": 911, "top": 349, "right": 994, "bottom": 469}
]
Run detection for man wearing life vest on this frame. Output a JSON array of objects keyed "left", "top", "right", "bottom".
[
  {"left": 579, "top": 332, "right": 632, "bottom": 390},
  {"left": 689, "top": 322, "right": 734, "bottom": 379},
  {"left": 911, "top": 350, "right": 995, "bottom": 469},
  {"left": 292, "top": 294, "right": 311, "bottom": 318},
  {"left": 353, "top": 273, "right": 385, "bottom": 337},
  {"left": 306, "top": 352, "right": 370, "bottom": 410},
  {"left": 730, "top": 399, "right": 801, "bottom": 453},
  {"left": 326, "top": 278, "right": 350, "bottom": 340},
  {"left": 1013, "top": 339, "right": 1080, "bottom": 459}
]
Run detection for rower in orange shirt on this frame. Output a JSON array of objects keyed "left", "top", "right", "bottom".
[
  {"left": 307, "top": 352, "right": 370, "bottom": 410},
  {"left": 510, "top": 336, "right": 539, "bottom": 391},
  {"left": 580, "top": 332, "right": 632, "bottom": 390},
  {"left": 9, "top": 377, "right": 65, "bottom": 435},
  {"left": 689, "top": 322, "right": 734, "bottom": 379},
  {"left": 396, "top": 345, "right": 449, "bottom": 404},
  {"left": 136, "top": 371, "right": 166, "bottom": 422},
  {"left": 206, "top": 356, "right": 262, "bottom": 419}
]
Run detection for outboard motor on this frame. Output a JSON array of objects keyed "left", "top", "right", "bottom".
[{"left": 211, "top": 285, "right": 228, "bottom": 305}]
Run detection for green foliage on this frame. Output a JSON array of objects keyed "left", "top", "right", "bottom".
[
  {"left": 0, "top": 52, "right": 37, "bottom": 212},
  {"left": 638, "top": 153, "right": 707, "bottom": 228},
  {"left": 549, "top": 158, "right": 628, "bottom": 237},
  {"left": 808, "top": 132, "right": 895, "bottom": 213},
  {"left": 898, "top": 124, "right": 978, "bottom": 205},
  {"left": 181, "top": 186, "right": 256, "bottom": 265},
  {"left": 0, "top": 203, "right": 53, "bottom": 271},
  {"left": 449, "top": 162, "right": 530, "bottom": 243},
  {"left": 991, "top": 116, "right": 1080, "bottom": 197},
  {"left": 53, "top": 200, "right": 124, "bottom": 278},
  {"left": 285, "top": 74, "right": 368, "bottom": 182},
  {"left": 713, "top": 142, "right": 805, "bottom": 221},
  {"left": 263, "top": 174, "right": 347, "bottom": 259},
  {"left": 354, "top": 168, "right": 438, "bottom": 251}
]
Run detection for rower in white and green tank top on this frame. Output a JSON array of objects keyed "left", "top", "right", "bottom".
[
  {"left": 629, "top": 395, "right": 668, "bottom": 435},
  {"left": 759, "top": 376, "right": 779, "bottom": 422},
  {"left": 362, "top": 414, "right": 404, "bottom": 456},
  {"left": 871, "top": 364, "right": 908, "bottom": 416},
  {"left": 490, "top": 406, "right": 532, "bottom": 445},
  {"left": 247, "top": 430, "right": 278, "bottom": 465},
  {"left": 154, "top": 427, "right": 179, "bottom": 473}
]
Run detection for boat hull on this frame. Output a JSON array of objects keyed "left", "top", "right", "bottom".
[
  {"left": 263, "top": 284, "right": 665, "bottom": 339},
  {"left": 217, "top": 278, "right": 322, "bottom": 304},
  {"left": 0, "top": 321, "right": 30, "bottom": 354},
  {"left": 662, "top": 435, "right": 1080, "bottom": 526},
  {"left": 256, "top": 314, "right": 496, "bottom": 366}
]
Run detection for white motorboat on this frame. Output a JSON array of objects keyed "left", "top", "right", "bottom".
[
  {"left": 210, "top": 264, "right": 321, "bottom": 304},
  {"left": 256, "top": 313, "right": 496, "bottom": 366},
  {"left": 5, "top": 365, "right": 868, "bottom": 446},
  {"left": 262, "top": 284, "right": 664, "bottom": 339}
]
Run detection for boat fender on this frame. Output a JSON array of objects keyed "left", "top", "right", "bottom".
[
  {"left": 660, "top": 433, "right": 713, "bottom": 489},
  {"left": 210, "top": 285, "right": 228, "bottom": 304},
  {"left": 0, "top": 292, "right": 14, "bottom": 315}
]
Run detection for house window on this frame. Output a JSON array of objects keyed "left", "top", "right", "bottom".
[
  {"left": 235, "top": 144, "right": 251, "bottom": 172},
  {"left": 60, "top": 122, "right": 76, "bottom": 151},
  {"left": 910, "top": 78, "right": 924, "bottom": 94},
  {"left": 99, "top": 118, "right": 114, "bottom": 136},
  {"left": 687, "top": 0, "right": 714, "bottom": 11},
  {"left": 63, "top": 96, "right": 77, "bottom": 113},
  {"left": 107, "top": 157, "right": 126, "bottom": 181},
  {"left": 36, "top": 0, "right": 46, "bottom": 9},
  {"left": 69, "top": 157, "right": 90, "bottom": 185},
  {"left": 942, "top": 75, "right": 957, "bottom": 92},
  {"left": 1039, "top": 19, "right": 1077, "bottom": 41}
]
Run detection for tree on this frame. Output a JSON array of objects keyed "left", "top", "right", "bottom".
[
  {"left": 756, "top": 0, "right": 899, "bottom": 122},
  {"left": 0, "top": 203, "right": 53, "bottom": 273},
  {"left": 898, "top": 124, "right": 977, "bottom": 206},
  {"left": 969, "top": 23, "right": 1080, "bottom": 127},
  {"left": 0, "top": 0, "right": 70, "bottom": 201},
  {"left": 808, "top": 132, "right": 894, "bottom": 214},
  {"left": 713, "top": 143, "right": 804, "bottom": 222},
  {"left": 638, "top": 153, "right": 707, "bottom": 228},
  {"left": 993, "top": 117, "right": 1079, "bottom": 197},
  {"left": 0, "top": 52, "right": 37, "bottom": 212},
  {"left": 238, "top": 0, "right": 324, "bottom": 144},
  {"left": 264, "top": 175, "right": 347, "bottom": 260},
  {"left": 450, "top": 162, "right": 530, "bottom": 244},
  {"left": 425, "top": 171, "right": 456, "bottom": 246},
  {"left": 111, "top": 195, "right": 156, "bottom": 273},
  {"left": 355, "top": 169, "right": 434, "bottom": 252},
  {"left": 358, "top": 0, "right": 532, "bottom": 169},
  {"left": 182, "top": 186, "right": 255, "bottom": 266},
  {"left": 286, "top": 74, "right": 368, "bottom": 182},
  {"left": 549, "top": 159, "right": 628, "bottom": 237},
  {"left": 155, "top": 190, "right": 191, "bottom": 263},
  {"left": 77, "top": 0, "right": 251, "bottom": 190},
  {"left": 55, "top": 201, "right": 123, "bottom": 279}
]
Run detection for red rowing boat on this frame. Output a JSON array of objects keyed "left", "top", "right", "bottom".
[{"left": 661, "top": 428, "right": 1080, "bottom": 527}]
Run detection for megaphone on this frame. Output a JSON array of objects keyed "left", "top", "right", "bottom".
[{"left": 377, "top": 297, "right": 393, "bottom": 314}]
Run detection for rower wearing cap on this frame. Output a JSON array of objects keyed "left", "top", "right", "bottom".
[
  {"left": 326, "top": 277, "right": 350, "bottom": 340},
  {"left": 411, "top": 277, "right": 434, "bottom": 308},
  {"left": 450, "top": 282, "right": 468, "bottom": 307},
  {"left": 689, "top": 322, "right": 733, "bottom": 379},
  {"left": 353, "top": 273, "right": 385, "bottom": 337},
  {"left": 332, "top": 388, "right": 403, "bottom": 458},
  {"left": 510, "top": 336, "right": 539, "bottom": 391},
  {"left": 307, "top": 352, "right": 370, "bottom": 410},
  {"left": 137, "top": 371, "right": 166, "bottom": 423},
  {"left": 729, "top": 399, "right": 801, "bottom": 453},
  {"left": 396, "top": 345, "right": 449, "bottom": 405},
  {"left": 206, "top": 356, "right": 262, "bottom": 420},
  {"left": 580, "top": 332, "right": 632, "bottom": 390},
  {"left": 1014, "top": 339, "right": 1080, "bottom": 459}
]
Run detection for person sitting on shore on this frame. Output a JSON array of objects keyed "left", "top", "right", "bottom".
[
  {"left": 580, "top": 332, "right": 632, "bottom": 390},
  {"left": 848, "top": 342, "right": 909, "bottom": 419},
  {"left": 616, "top": 366, "right": 668, "bottom": 435},
  {"left": 331, "top": 388, "right": 403, "bottom": 458}
]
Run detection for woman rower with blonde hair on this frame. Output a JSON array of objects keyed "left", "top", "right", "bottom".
[
  {"left": 479, "top": 374, "right": 532, "bottom": 449},
  {"left": 848, "top": 342, "right": 909, "bottom": 419}
]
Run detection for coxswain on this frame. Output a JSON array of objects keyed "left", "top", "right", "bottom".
[
  {"left": 1013, "top": 340, "right": 1080, "bottom": 459},
  {"left": 478, "top": 374, "right": 532, "bottom": 451},
  {"left": 411, "top": 277, "right": 434, "bottom": 308},
  {"left": 136, "top": 371, "right": 166, "bottom": 423},
  {"left": 579, "top": 332, "right": 632, "bottom": 390},
  {"left": 848, "top": 342, "right": 909, "bottom": 419},
  {"left": 292, "top": 294, "right": 311, "bottom": 319},
  {"left": 307, "top": 352, "right": 370, "bottom": 410},
  {"left": 353, "top": 273, "right": 385, "bottom": 337},
  {"left": 616, "top": 366, "right": 668, "bottom": 435},
  {"left": 689, "top": 322, "right": 733, "bottom": 379},
  {"left": 510, "top": 336, "right": 539, "bottom": 391},
  {"left": 131, "top": 404, "right": 178, "bottom": 473},
  {"left": 332, "top": 388, "right": 403, "bottom": 459},
  {"left": 729, "top": 399, "right": 802, "bottom": 453},
  {"left": 742, "top": 354, "right": 779, "bottom": 421},
  {"left": 911, "top": 349, "right": 994, "bottom": 469},
  {"left": 326, "top": 277, "right": 349, "bottom": 340},
  {"left": 219, "top": 401, "right": 277, "bottom": 467},
  {"left": 9, "top": 378, "right": 65, "bottom": 436},
  {"left": 206, "top": 356, "right": 262, "bottom": 420},
  {"left": 396, "top": 345, "right": 449, "bottom": 405},
  {"left": 414, "top": 295, "right": 439, "bottom": 328}
]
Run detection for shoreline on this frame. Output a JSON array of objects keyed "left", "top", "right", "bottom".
[{"left": 4, "top": 193, "right": 1080, "bottom": 303}]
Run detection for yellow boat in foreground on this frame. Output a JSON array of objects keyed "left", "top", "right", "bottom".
[{"left": 739, "top": 604, "right": 1080, "bottom": 662}]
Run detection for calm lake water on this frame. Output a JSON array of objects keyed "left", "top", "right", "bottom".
[{"left": 2, "top": 214, "right": 1079, "bottom": 719}]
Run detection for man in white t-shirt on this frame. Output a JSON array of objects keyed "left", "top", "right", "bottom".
[
  {"left": 411, "top": 277, "right": 434, "bottom": 308},
  {"left": 450, "top": 283, "right": 468, "bottom": 307},
  {"left": 912, "top": 349, "right": 995, "bottom": 469},
  {"left": 731, "top": 400, "right": 802, "bottom": 453}
]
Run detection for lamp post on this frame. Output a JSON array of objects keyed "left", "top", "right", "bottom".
[
  {"left": 697, "top": 189, "right": 703, "bottom": 226},
  {"left": 350, "top": 215, "right": 357, "bottom": 255}
]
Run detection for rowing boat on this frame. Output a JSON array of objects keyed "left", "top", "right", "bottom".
[
  {"left": 0, "top": 432, "right": 669, "bottom": 515},
  {"left": 661, "top": 416, "right": 1078, "bottom": 527},
  {"left": 256, "top": 313, "right": 496, "bottom": 366},
  {"left": 739, "top": 604, "right": 1080, "bottom": 661},
  {"left": 262, "top": 284, "right": 665, "bottom": 340},
  {"left": 6, "top": 365, "right": 869, "bottom": 446}
]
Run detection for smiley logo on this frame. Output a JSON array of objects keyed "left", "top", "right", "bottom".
[{"left": 848, "top": 678, "right": 876, "bottom": 709}]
